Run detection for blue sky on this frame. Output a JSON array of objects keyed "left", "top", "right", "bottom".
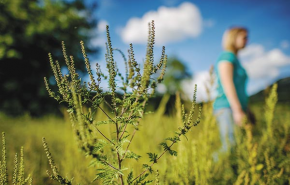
[{"left": 86, "top": 0, "right": 290, "bottom": 101}]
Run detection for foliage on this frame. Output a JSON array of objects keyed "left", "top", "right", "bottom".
[
  {"left": 0, "top": 132, "right": 32, "bottom": 185},
  {"left": 0, "top": 86, "right": 289, "bottom": 184},
  {"left": 157, "top": 83, "right": 290, "bottom": 185},
  {"left": 0, "top": 0, "right": 97, "bottom": 116},
  {"left": 42, "top": 138, "right": 72, "bottom": 185},
  {"left": 43, "top": 20, "right": 201, "bottom": 184}
]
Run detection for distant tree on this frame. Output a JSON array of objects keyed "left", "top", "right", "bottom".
[
  {"left": 162, "top": 57, "right": 192, "bottom": 95},
  {"left": 0, "top": 0, "right": 98, "bottom": 116}
]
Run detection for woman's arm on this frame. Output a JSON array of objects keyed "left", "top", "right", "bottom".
[{"left": 218, "top": 61, "right": 245, "bottom": 126}]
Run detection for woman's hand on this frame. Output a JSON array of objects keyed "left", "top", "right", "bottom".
[{"left": 233, "top": 109, "right": 246, "bottom": 127}]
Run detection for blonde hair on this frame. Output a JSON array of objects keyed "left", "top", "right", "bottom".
[{"left": 222, "top": 27, "right": 247, "bottom": 53}]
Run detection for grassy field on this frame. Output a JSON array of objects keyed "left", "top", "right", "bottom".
[{"left": 1, "top": 89, "right": 290, "bottom": 184}]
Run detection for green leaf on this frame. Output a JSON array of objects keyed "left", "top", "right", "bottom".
[
  {"left": 142, "top": 164, "right": 153, "bottom": 173},
  {"left": 160, "top": 142, "right": 170, "bottom": 151},
  {"left": 165, "top": 136, "right": 180, "bottom": 142},
  {"left": 126, "top": 151, "right": 141, "bottom": 161},
  {"left": 127, "top": 171, "right": 133, "bottom": 184},
  {"left": 169, "top": 149, "right": 177, "bottom": 156},
  {"left": 95, "top": 121, "right": 109, "bottom": 126},
  {"left": 141, "top": 180, "right": 153, "bottom": 185},
  {"left": 147, "top": 153, "right": 158, "bottom": 163},
  {"left": 137, "top": 173, "right": 149, "bottom": 183}
]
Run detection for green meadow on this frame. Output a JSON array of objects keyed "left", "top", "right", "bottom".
[{"left": 1, "top": 86, "right": 290, "bottom": 184}]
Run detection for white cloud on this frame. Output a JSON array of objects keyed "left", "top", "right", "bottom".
[
  {"left": 90, "top": 20, "right": 109, "bottom": 47},
  {"left": 240, "top": 44, "right": 290, "bottom": 94},
  {"left": 238, "top": 44, "right": 264, "bottom": 61},
  {"left": 182, "top": 71, "right": 217, "bottom": 102},
  {"left": 156, "top": 83, "right": 167, "bottom": 94},
  {"left": 120, "top": 2, "right": 202, "bottom": 45},
  {"left": 240, "top": 44, "right": 290, "bottom": 80},
  {"left": 281, "top": 40, "right": 289, "bottom": 49},
  {"left": 91, "top": 36, "right": 106, "bottom": 48},
  {"left": 98, "top": 20, "right": 108, "bottom": 33}
]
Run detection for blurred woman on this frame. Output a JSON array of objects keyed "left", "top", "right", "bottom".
[{"left": 213, "top": 27, "right": 251, "bottom": 152}]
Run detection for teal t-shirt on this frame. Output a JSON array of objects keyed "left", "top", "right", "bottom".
[{"left": 213, "top": 51, "right": 248, "bottom": 111}]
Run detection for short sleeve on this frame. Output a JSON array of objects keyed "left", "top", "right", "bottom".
[{"left": 217, "top": 52, "right": 236, "bottom": 64}]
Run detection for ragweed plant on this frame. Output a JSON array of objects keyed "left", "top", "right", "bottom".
[
  {"left": 157, "top": 66, "right": 219, "bottom": 185},
  {"left": 233, "top": 83, "right": 290, "bottom": 185},
  {"left": 44, "top": 20, "right": 201, "bottom": 184},
  {"left": 0, "top": 132, "right": 32, "bottom": 185},
  {"left": 264, "top": 83, "right": 278, "bottom": 138},
  {"left": 42, "top": 138, "right": 72, "bottom": 185},
  {"left": 185, "top": 66, "right": 219, "bottom": 185}
]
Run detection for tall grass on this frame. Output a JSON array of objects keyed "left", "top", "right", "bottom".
[{"left": 1, "top": 83, "right": 290, "bottom": 184}]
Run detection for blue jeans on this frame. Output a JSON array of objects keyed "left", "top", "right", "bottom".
[{"left": 214, "top": 108, "right": 236, "bottom": 153}]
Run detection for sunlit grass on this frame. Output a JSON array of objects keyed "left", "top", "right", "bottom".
[{"left": 1, "top": 92, "right": 290, "bottom": 184}]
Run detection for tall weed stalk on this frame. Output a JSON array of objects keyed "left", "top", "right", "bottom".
[
  {"left": 43, "top": 21, "right": 201, "bottom": 184},
  {"left": 0, "top": 132, "right": 32, "bottom": 185}
]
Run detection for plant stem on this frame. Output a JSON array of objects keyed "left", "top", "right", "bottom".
[
  {"left": 119, "top": 94, "right": 145, "bottom": 140},
  {"left": 93, "top": 125, "right": 115, "bottom": 145},
  {"left": 98, "top": 106, "right": 116, "bottom": 124},
  {"left": 121, "top": 99, "right": 148, "bottom": 160},
  {"left": 113, "top": 99, "right": 124, "bottom": 185},
  {"left": 118, "top": 154, "right": 124, "bottom": 185},
  {"left": 104, "top": 99, "right": 114, "bottom": 111},
  {"left": 103, "top": 161, "right": 120, "bottom": 172},
  {"left": 121, "top": 129, "right": 137, "bottom": 161}
]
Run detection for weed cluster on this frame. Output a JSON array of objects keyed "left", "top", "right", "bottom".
[
  {"left": 0, "top": 132, "right": 32, "bottom": 185},
  {"left": 44, "top": 21, "right": 201, "bottom": 184}
]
